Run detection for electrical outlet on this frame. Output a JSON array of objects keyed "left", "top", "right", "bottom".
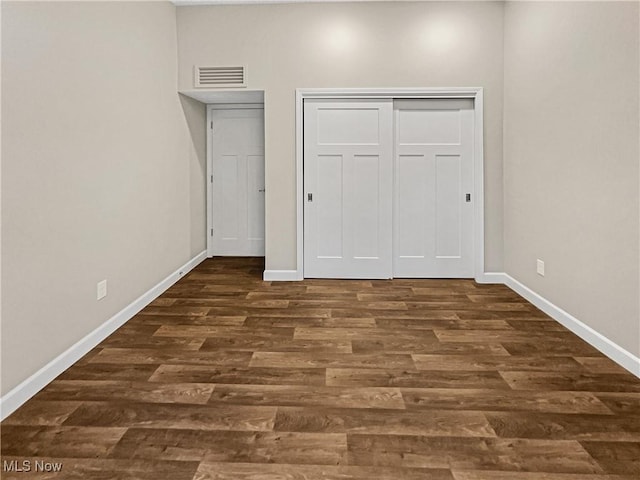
[
  {"left": 536, "top": 259, "right": 545, "bottom": 276},
  {"left": 97, "top": 280, "right": 107, "bottom": 300}
]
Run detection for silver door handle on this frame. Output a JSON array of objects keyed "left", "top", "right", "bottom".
[{"left": 258, "top": 189, "right": 265, "bottom": 192}]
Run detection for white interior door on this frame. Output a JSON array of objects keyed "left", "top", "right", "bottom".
[
  {"left": 393, "top": 99, "right": 474, "bottom": 277},
  {"left": 304, "top": 99, "right": 393, "bottom": 279},
  {"left": 211, "top": 107, "right": 265, "bottom": 256}
]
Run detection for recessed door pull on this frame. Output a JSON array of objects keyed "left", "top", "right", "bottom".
[
  {"left": 308, "top": 193, "right": 313, "bottom": 202},
  {"left": 465, "top": 193, "right": 471, "bottom": 202}
]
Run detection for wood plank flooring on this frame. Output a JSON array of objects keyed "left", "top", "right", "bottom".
[{"left": 2, "top": 257, "right": 639, "bottom": 479}]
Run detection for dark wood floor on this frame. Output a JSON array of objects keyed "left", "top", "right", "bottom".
[{"left": 2, "top": 257, "right": 639, "bottom": 479}]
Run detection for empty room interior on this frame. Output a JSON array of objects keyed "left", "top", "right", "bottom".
[{"left": 1, "top": 0, "right": 639, "bottom": 478}]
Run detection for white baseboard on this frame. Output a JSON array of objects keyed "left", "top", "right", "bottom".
[
  {"left": 503, "top": 274, "right": 640, "bottom": 378},
  {"left": 0, "top": 251, "right": 207, "bottom": 421},
  {"left": 263, "top": 269, "right": 301, "bottom": 281},
  {"left": 475, "top": 272, "right": 507, "bottom": 284}
]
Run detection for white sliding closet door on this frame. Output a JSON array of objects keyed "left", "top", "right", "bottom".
[
  {"left": 393, "top": 99, "right": 474, "bottom": 278},
  {"left": 303, "top": 99, "right": 393, "bottom": 279}
]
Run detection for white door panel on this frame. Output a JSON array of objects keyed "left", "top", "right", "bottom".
[
  {"left": 317, "top": 108, "right": 381, "bottom": 145},
  {"left": 304, "top": 99, "right": 393, "bottom": 279},
  {"left": 396, "top": 154, "right": 434, "bottom": 258},
  {"left": 302, "top": 97, "right": 474, "bottom": 279},
  {"left": 315, "top": 154, "right": 343, "bottom": 258},
  {"left": 220, "top": 154, "right": 240, "bottom": 241},
  {"left": 393, "top": 100, "right": 474, "bottom": 277},
  {"left": 398, "top": 110, "right": 461, "bottom": 145},
  {"left": 435, "top": 154, "right": 463, "bottom": 258},
  {"left": 211, "top": 108, "right": 265, "bottom": 256},
  {"left": 352, "top": 154, "right": 381, "bottom": 259}
]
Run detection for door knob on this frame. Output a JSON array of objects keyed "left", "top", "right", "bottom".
[{"left": 258, "top": 188, "right": 265, "bottom": 193}]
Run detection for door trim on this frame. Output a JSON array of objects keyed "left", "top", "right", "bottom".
[
  {"left": 295, "top": 87, "right": 485, "bottom": 281},
  {"left": 206, "top": 103, "right": 265, "bottom": 258}
]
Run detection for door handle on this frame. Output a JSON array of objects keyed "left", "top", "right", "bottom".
[
  {"left": 465, "top": 193, "right": 471, "bottom": 202},
  {"left": 307, "top": 193, "right": 313, "bottom": 202},
  {"left": 258, "top": 188, "right": 265, "bottom": 193}
]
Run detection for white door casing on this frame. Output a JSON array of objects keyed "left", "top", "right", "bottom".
[
  {"left": 393, "top": 99, "right": 474, "bottom": 277},
  {"left": 297, "top": 90, "right": 482, "bottom": 280},
  {"left": 303, "top": 99, "right": 393, "bottom": 279},
  {"left": 292, "top": 88, "right": 485, "bottom": 283},
  {"left": 209, "top": 106, "right": 265, "bottom": 256}
]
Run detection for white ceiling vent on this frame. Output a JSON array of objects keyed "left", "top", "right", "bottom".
[{"left": 194, "top": 66, "right": 246, "bottom": 88}]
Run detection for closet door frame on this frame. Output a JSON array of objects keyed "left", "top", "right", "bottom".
[{"left": 294, "top": 88, "right": 485, "bottom": 282}]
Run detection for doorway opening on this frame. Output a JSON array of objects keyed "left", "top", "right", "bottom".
[{"left": 207, "top": 99, "right": 265, "bottom": 258}]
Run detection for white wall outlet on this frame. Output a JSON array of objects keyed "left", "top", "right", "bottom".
[
  {"left": 97, "top": 280, "right": 107, "bottom": 300},
  {"left": 536, "top": 259, "right": 545, "bottom": 276}
]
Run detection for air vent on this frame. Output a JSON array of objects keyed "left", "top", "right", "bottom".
[{"left": 194, "top": 66, "right": 246, "bottom": 88}]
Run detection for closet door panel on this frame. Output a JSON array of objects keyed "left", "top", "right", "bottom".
[
  {"left": 393, "top": 100, "right": 474, "bottom": 278},
  {"left": 304, "top": 99, "right": 393, "bottom": 279}
]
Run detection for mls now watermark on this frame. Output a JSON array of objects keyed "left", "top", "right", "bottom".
[{"left": 3, "top": 459, "right": 63, "bottom": 473}]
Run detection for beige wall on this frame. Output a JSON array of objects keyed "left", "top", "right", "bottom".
[
  {"left": 2, "top": 0, "right": 637, "bottom": 398},
  {"left": 504, "top": 2, "right": 640, "bottom": 356},
  {"left": 1, "top": 1, "right": 205, "bottom": 394},
  {"left": 177, "top": 1, "right": 505, "bottom": 272},
  {"left": 179, "top": 95, "right": 208, "bottom": 256}
]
